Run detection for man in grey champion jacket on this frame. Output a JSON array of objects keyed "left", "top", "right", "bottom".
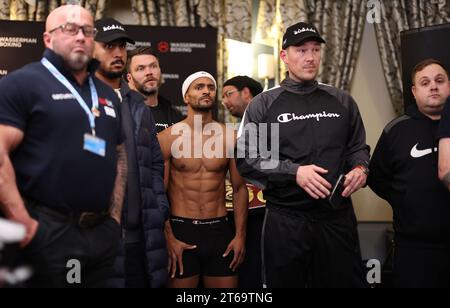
[{"left": 236, "top": 22, "right": 370, "bottom": 288}]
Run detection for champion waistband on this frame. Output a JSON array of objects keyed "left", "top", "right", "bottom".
[{"left": 170, "top": 216, "right": 228, "bottom": 226}]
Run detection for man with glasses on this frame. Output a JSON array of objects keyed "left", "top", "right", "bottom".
[
  {"left": 0, "top": 5, "right": 126, "bottom": 288},
  {"left": 222, "top": 76, "right": 263, "bottom": 119}
]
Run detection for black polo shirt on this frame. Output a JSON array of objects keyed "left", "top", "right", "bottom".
[
  {"left": 439, "top": 97, "right": 450, "bottom": 139},
  {"left": 0, "top": 49, "right": 123, "bottom": 213}
]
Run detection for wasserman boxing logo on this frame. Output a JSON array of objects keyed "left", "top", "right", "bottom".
[
  {"left": 0, "top": 36, "right": 38, "bottom": 48},
  {"left": 277, "top": 111, "right": 341, "bottom": 123},
  {"left": 171, "top": 42, "right": 206, "bottom": 53}
]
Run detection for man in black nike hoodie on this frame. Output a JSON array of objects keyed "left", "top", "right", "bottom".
[
  {"left": 236, "top": 22, "right": 370, "bottom": 288},
  {"left": 369, "top": 59, "right": 450, "bottom": 288}
]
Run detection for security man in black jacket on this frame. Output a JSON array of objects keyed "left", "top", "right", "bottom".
[
  {"left": 0, "top": 5, "right": 126, "bottom": 288},
  {"left": 369, "top": 59, "right": 450, "bottom": 288},
  {"left": 236, "top": 22, "right": 370, "bottom": 288}
]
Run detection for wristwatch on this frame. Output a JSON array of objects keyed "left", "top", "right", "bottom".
[{"left": 354, "top": 164, "right": 370, "bottom": 176}]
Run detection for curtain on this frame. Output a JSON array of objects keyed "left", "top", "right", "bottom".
[
  {"left": 130, "top": 0, "right": 198, "bottom": 26},
  {"left": 197, "top": 0, "right": 252, "bottom": 120},
  {"left": 130, "top": 0, "right": 251, "bottom": 40},
  {"left": 0, "top": 0, "right": 10, "bottom": 19},
  {"left": 256, "top": 0, "right": 366, "bottom": 93},
  {"left": 0, "top": 0, "right": 109, "bottom": 21},
  {"left": 302, "top": 0, "right": 367, "bottom": 92},
  {"left": 374, "top": 0, "right": 450, "bottom": 115},
  {"left": 278, "top": 0, "right": 308, "bottom": 82},
  {"left": 131, "top": 0, "right": 252, "bottom": 121},
  {"left": 255, "top": 0, "right": 277, "bottom": 45}
]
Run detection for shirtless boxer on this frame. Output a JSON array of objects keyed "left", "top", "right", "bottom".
[{"left": 158, "top": 71, "right": 248, "bottom": 288}]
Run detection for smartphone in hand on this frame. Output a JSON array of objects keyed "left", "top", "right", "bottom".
[{"left": 328, "top": 174, "right": 346, "bottom": 209}]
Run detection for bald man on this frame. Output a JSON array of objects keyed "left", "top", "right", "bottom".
[
  {"left": 158, "top": 72, "right": 248, "bottom": 288},
  {"left": 0, "top": 5, "right": 126, "bottom": 288}
]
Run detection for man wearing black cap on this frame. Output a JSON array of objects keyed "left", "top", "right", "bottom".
[
  {"left": 223, "top": 76, "right": 263, "bottom": 119},
  {"left": 94, "top": 17, "right": 135, "bottom": 91},
  {"left": 236, "top": 22, "right": 370, "bottom": 288},
  {"left": 94, "top": 18, "right": 170, "bottom": 288}
]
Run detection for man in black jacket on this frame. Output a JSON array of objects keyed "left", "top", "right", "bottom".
[
  {"left": 127, "top": 47, "right": 185, "bottom": 133},
  {"left": 236, "top": 22, "right": 370, "bottom": 288},
  {"left": 94, "top": 18, "right": 169, "bottom": 288},
  {"left": 439, "top": 97, "right": 450, "bottom": 191},
  {"left": 369, "top": 59, "right": 450, "bottom": 288}
]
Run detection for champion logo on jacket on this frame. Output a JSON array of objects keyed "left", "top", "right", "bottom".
[
  {"left": 277, "top": 111, "right": 341, "bottom": 123},
  {"left": 236, "top": 77, "right": 370, "bottom": 209}
]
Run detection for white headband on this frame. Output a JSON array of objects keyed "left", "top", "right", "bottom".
[{"left": 182, "top": 71, "right": 217, "bottom": 98}]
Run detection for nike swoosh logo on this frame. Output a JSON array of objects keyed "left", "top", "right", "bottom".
[{"left": 410, "top": 143, "right": 437, "bottom": 159}]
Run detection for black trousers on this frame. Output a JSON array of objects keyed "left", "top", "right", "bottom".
[
  {"left": 393, "top": 241, "right": 450, "bottom": 288},
  {"left": 125, "top": 242, "right": 150, "bottom": 288},
  {"left": 238, "top": 210, "right": 265, "bottom": 288},
  {"left": 262, "top": 205, "right": 366, "bottom": 288},
  {"left": 23, "top": 206, "right": 121, "bottom": 288}
]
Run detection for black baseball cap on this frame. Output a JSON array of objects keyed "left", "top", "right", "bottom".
[
  {"left": 282, "top": 22, "right": 326, "bottom": 50},
  {"left": 94, "top": 18, "right": 135, "bottom": 44}
]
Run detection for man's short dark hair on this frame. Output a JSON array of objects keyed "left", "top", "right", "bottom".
[
  {"left": 127, "top": 47, "right": 160, "bottom": 73},
  {"left": 412, "top": 59, "right": 449, "bottom": 85},
  {"left": 223, "top": 76, "right": 264, "bottom": 98}
]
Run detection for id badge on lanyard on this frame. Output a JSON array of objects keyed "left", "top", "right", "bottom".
[
  {"left": 42, "top": 57, "right": 106, "bottom": 157},
  {"left": 83, "top": 134, "right": 106, "bottom": 157}
]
